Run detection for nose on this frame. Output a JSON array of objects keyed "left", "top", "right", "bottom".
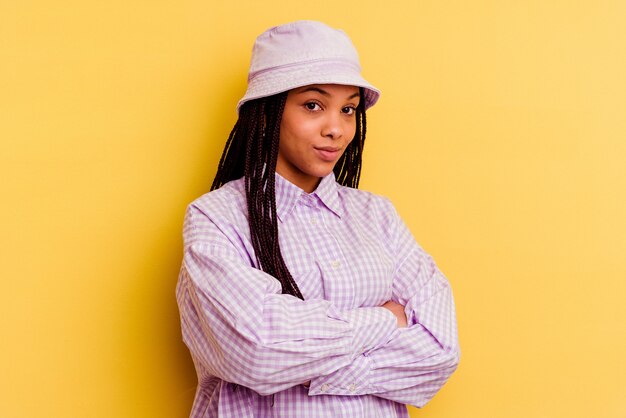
[{"left": 321, "top": 113, "right": 343, "bottom": 140}]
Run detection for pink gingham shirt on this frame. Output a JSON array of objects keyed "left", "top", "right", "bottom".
[{"left": 176, "top": 172, "right": 459, "bottom": 417}]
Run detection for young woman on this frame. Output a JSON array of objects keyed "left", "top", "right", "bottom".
[{"left": 176, "top": 20, "right": 460, "bottom": 418}]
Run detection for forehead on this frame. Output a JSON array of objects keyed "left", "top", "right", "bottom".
[{"left": 290, "top": 84, "right": 360, "bottom": 97}]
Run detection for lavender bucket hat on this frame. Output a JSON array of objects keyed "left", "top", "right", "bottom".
[{"left": 236, "top": 20, "right": 380, "bottom": 113}]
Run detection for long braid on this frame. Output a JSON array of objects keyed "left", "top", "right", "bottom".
[
  {"left": 245, "top": 95, "right": 302, "bottom": 298},
  {"left": 211, "top": 89, "right": 367, "bottom": 299},
  {"left": 333, "top": 88, "right": 367, "bottom": 188},
  {"left": 263, "top": 96, "right": 304, "bottom": 298}
]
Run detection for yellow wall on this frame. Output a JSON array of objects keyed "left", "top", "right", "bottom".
[{"left": 1, "top": 1, "right": 625, "bottom": 417}]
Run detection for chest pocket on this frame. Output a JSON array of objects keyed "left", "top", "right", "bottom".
[
  {"left": 345, "top": 242, "right": 395, "bottom": 308},
  {"left": 289, "top": 257, "right": 325, "bottom": 300},
  {"left": 278, "top": 203, "right": 395, "bottom": 307},
  {"left": 328, "top": 211, "right": 396, "bottom": 309}
]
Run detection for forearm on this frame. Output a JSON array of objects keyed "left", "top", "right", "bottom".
[
  {"left": 178, "top": 262, "right": 397, "bottom": 395},
  {"left": 307, "top": 279, "right": 459, "bottom": 406},
  {"left": 307, "top": 320, "right": 459, "bottom": 406}
]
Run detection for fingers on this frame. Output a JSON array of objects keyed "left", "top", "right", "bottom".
[{"left": 381, "top": 300, "right": 408, "bottom": 328}]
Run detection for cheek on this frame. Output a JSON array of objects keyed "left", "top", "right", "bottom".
[
  {"left": 349, "top": 125, "right": 357, "bottom": 140},
  {"left": 281, "top": 119, "right": 315, "bottom": 149},
  {"left": 278, "top": 128, "right": 306, "bottom": 167},
  {"left": 345, "top": 120, "right": 357, "bottom": 142}
]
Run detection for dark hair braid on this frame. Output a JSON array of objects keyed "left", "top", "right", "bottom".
[
  {"left": 211, "top": 88, "right": 368, "bottom": 299},
  {"left": 333, "top": 89, "right": 367, "bottom": 188}
]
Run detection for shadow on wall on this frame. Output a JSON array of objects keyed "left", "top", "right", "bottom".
[
  {"left": 140, "top": 64, "right": 247, "bottom": 413},
  {"left": 111, "top": 222, "right": 198, "bottom": 414},
  {"left": 110, "top": 55, "right": 248, "bottom": 414}
]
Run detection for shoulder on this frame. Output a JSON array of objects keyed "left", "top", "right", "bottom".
[
  {"left": 337, "top": 184, "right": 398, "bottom": 219},
  {"left": 337, "top": 185, "right": 422, "bottom": 259},
  {"left": 187, "top": 178, "right": 247, "bottom": 220},
  {"left": 335, "top": 185, "right": 402, "bottom": 245},
  {"left": 183, "top": 178, "right": 250, "bottom": 244}
]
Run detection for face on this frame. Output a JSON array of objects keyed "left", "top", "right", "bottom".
[{"left": 276, "top": 84, "right": 360, "bottom": 193}]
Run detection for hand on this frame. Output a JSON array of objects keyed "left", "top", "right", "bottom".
[{"left": 381, "top": 300, "right": 408, "bottom": 328}]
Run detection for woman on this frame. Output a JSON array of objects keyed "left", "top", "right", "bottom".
[{"left": 176, "top": 20, "right": 460, "bottom": 417}]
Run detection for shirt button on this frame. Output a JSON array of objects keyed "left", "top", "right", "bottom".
[
  {"left": 331, "top": 260, "right": 341, "bottom": 269},
  {"left": 348, "top": 384, "right": 357, "bottom": 393},
  {"left": 321, "top": 384, "right": 330, "bottom": 393},
  {"left": 310, "top": 218, "right": 318, "bottom": 225}
]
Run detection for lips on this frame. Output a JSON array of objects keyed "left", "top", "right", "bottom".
[{"left": 314, "top": 146, "right": 341, "bottom": 162}]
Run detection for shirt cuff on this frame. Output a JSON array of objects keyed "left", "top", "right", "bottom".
[
  {"left": 307, "top": 353, "right": 375, "bottom": 396},
  {"left": 341, "top": 306, "right": 397, "bottom": 358}
]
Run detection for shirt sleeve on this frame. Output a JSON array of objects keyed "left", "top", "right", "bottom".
[
  {"left": 176, "top": 203, "right": 398, "bottom": 396},
  {"left": 307, "top": 202, "right": 460, "bottom": 407}
]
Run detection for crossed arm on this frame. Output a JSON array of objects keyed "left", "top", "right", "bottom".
[{"left": 176, "top": 205, "right": 459, "bottom": 407}]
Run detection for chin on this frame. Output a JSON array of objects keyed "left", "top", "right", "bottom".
[{"left": 309, "top": 166, "right": 335, "bottom": 178}]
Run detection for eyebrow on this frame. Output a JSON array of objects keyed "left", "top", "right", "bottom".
[{"left": 296, "top": 86, "right": 360, "bottom": 100}]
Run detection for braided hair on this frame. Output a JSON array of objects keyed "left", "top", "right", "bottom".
[{"left": 211, "top": 88, "right": 367, "bottom": 299}]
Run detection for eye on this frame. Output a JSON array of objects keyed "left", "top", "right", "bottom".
[
  {"left": 304, "top": 102, "right": 322, "bottom": 111},
  {"left": 342, "top": 106, "right": 356, "bottom": 116}
]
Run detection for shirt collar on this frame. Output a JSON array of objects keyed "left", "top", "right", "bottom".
[{"left": 275, "top": 172, "right": 344, "bottom": 222}]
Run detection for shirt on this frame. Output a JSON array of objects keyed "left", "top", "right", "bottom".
[{"left": 176, "top": 172, "right": 460, "bottom": 418}]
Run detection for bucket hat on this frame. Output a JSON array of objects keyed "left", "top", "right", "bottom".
[{"left": 237, "top": 20, "right": 380, "bottom": 112}]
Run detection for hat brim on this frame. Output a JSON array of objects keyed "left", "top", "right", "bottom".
[{"left": 237, "top": 62, "right": 380, "bottom": 113}]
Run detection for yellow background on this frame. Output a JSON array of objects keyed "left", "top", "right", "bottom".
[{"left": 1, "top": 1, "right": 625, "bottom": 417}]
